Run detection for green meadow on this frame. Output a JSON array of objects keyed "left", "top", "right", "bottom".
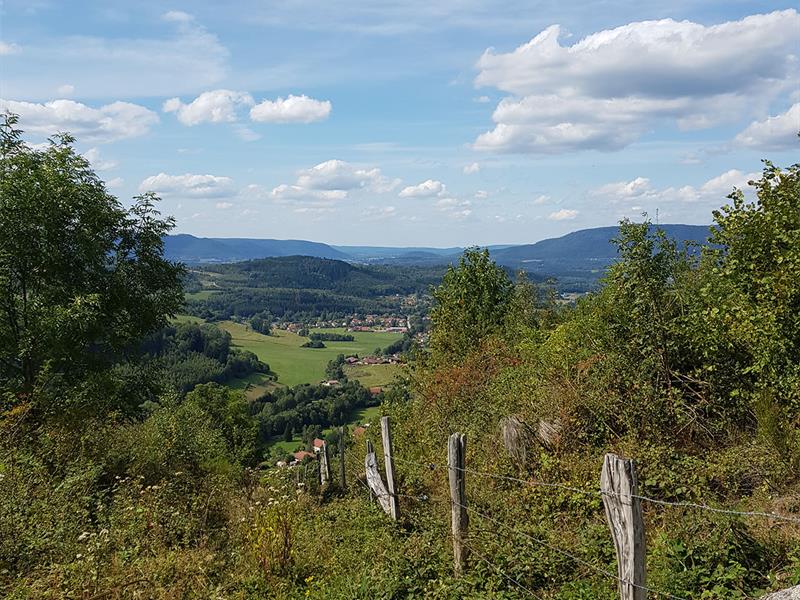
[{"left": 218, "top": 322, "right": 402, "bottom": 387}]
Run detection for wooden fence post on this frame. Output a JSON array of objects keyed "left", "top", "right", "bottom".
[
  {"left": 365, "top": 440, "right": 392, "bottom": 514},
  {"left": 448, "top": 432, "right": 469, "bottom": 576},
  {"left": 320, "top": 441, "right": 331, "bottom": 485},
  {"left": 381, "top": 416, "right": 399, "bottom": 521},
  {"left": 366, "top": 440, "right": 375, "bottom": 503},
  {"left": 601, "top": 453, "right": 646, "bottom": 600},
  {"left": 339, "top": 425, "right": 347, "bottom": 491}
]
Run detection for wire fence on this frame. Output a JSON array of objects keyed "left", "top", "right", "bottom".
[
  {"left": 301, "top": 428, "right": 799, "bottom": 598},
  {"left": 392, "top": 455, "right": 800, "bottom": 525}
]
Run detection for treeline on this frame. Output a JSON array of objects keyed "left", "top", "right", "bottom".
[
  {"left": 252, "top": 380, "right": 374, "bottom": 442},
  {"left": 309, "top": 332, "right": 354, "bottom": 342},
  {"left": 138, "top": 322, "right": 271, "bottom": 393},
  {"left": 186, "top": 286, "right": 398, "bottom": 321}
]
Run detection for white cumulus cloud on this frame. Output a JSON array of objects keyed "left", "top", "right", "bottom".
[
  {"left": 735, "top": 104, "right": 800, "bottom": 151},
  {"left": 590, "top": 170, "right": 759, "bottom": 206},
  {"left": 463, "top": 162, "right": 480, "bottom": 174},
  {"left": 474, "top": 10, "right": 800, "bottom": 153},
  {"left": 83, "top": 147, "right": 118, "bottom": 171},
  {"left": 270, "top": 159, "right": 398, "bottom": 205},
  {"left": 399, "top": 179, "right": 446, "bottom": 198},
  {"left": 0, "top": 98, "right": 158, "bottom": 143},
  {"left": 548, "top": 208, "right": 579, "bottom": 220},
  {"left": 139, "top": 173, "right": 235, "bottom": 198},
  {"left": 250, "top": 95, "right": 332, "bottom": 123},
  {"left": 164, "top": 89, "right": 255, "bottom": 126}
]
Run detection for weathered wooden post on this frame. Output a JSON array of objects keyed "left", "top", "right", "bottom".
[
  {"left": 601, "top": 453, "right": 646, "bottom": 600},
  {"left": 366, "top": 440, "right": 375, "bottom": 503},
  {"left": 365, "top": 439, "right": 392, "bottom": 514},
  {"left": 448, "top": 432, "right": 469, "bottom": 576},
  {"left": 381, "top": 416, "right": 399, "bottom": 521},
  {"left": 320, "top": 441, "right": 331, "bottom": 485},
  {"left": 338, "top": 425, "right": 347, "bottom": 491}
]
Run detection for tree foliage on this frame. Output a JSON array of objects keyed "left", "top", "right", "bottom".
[
  {"left": 429, "top": 247, "right": 513, "bottom": 362},
  {"left": 0, "top": 114, "right": 184, "bottom": 396}
]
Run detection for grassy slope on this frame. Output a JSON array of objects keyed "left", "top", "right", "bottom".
[
  {"left": 218, "top": 322, "right": 402, "bottom": 387},
  {"left": 343, "top": 363, "right": 403, "bottom": 387}
]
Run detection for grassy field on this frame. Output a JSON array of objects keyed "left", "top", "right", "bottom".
[
  {"left": 218, "top": 322, "right": 402, "bottom": 387},
  {"left": 343, "top": 363, "right": 404, "bottom": 388},
  {"left": 226, "top": 372, "right": 278, "bottom": 401}
]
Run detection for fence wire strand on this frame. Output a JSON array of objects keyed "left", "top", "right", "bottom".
[
  {"left": 450, "top": 497, "right": 688, "bottom": 600},
  {"left": 392, "top": 455, "right": 800, "bottom": 525}
]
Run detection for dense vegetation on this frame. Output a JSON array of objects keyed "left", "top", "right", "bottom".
[
  {"left": 139, "top": 322, "right": 271, "bottom": 393},
  {"left": 2, "top": 112, "right": 799, "bottom": 599},
  {"left": 253, "top": 380, "right": 375, "bottom": 449}
]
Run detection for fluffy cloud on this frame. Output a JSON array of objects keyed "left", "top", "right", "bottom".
[
  {"left": 591, "top": 170, "right": 759, "bottom": 205},
  {"left": 0, "top": 98, "right": 158, "bottom": 143},
  {"left": 270, "top": 159, "right": 398, "bottom": 204},
  {"left": 474, "top": 10, "right": 800, "bottom": 153},
  {"left": 83, "top": 147, "right": 118, "bottom": 171},
  {"left": 399, "top": 179, "right": 446, "bottom": 198},
  {"left": 548, "top": 209, "right": 578, "bottom": 220},
  {"left": 164, "top": 90, "right": 254, "bottom": 125},
  {"left": 139, "top": 173, "right": 235, "bottom": 198},
  {"left": 735, "top": 104, "right": 800, "bottom": 151},
  {"left": 463, "top": 162, "right": 480, "bottom": 174},
  {"left": 250, "top": 95, "right": 332, "bottom": 123}
]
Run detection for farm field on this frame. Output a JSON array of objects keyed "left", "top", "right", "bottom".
[
  {"left": 343, "top": 363, "right": 403, "bottom": 388},
  {"left": 226, "top": 372, "right": 278, "bottom": 401},
  {"left": 218, "top": 321, "right": 403, "bottom": 387}
]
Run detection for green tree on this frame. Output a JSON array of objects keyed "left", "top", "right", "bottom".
[
  {"left": 0, "top": 114, "right": 184, "bottom": 395},
  {"left": 703, "top": 161, "right": 800, "bottom": 412},
  {"left": 429, "top": 247, "right": 512, "bottom": 362}
]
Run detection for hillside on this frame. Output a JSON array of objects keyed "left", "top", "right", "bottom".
[
  {"left": 164, "top": 234, "right": 349, "bottom": 263},
  {"left": 185, "top": 255, "right": 444, "bottom": 321},
  {"left": 492, "top": 224, "right": 712, "bottom": 265}
]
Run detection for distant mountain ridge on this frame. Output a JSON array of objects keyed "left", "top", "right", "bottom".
[
  {"left": 164, "top": 234, "right": 348, "bottom": 263},
  {"left": 491, "top": 224, "right": 712, "bottom": 265},
  {"left": 166, "top": 224, "right": 713, "bottom": 289}
]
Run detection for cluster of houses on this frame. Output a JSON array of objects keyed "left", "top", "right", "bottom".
[
  {"left": 275, "top": 314, "right": 411, "bottom": 335},
  {"left": 282, "top": 427, "right": 371, "bottom": 467},
  {"left": 344, "top": 354, "right": 402, "bottom": 366}
]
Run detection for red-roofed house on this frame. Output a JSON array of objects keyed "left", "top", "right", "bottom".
[
  {"left": 312, "top": 438, "right": 326, "bottom": 453},
  {"left": 293, "top": 450, "right": 315, "bottom": 462},
  {"left": 352, "top": 426, "right": 367, "bottom": 437},
  {"left": 369, "top": 386, "right": 383, "bottom": 396}
]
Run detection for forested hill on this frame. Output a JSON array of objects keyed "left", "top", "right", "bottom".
[
  {"left": 491, "top": 224, "right": 712, "bottom": 265},
  {"left": 184, "top": 256, "right": 447, "bottom": 321},
  {"left": 164, "top": 234, "right": 349, "bottom": 262},
  {"left": 197, "top": 255, "right": 445, "bottom": 295}
]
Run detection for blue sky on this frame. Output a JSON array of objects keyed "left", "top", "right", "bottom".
[{"left": 1, "top": 0, "right": 798, "bottom": 246}]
